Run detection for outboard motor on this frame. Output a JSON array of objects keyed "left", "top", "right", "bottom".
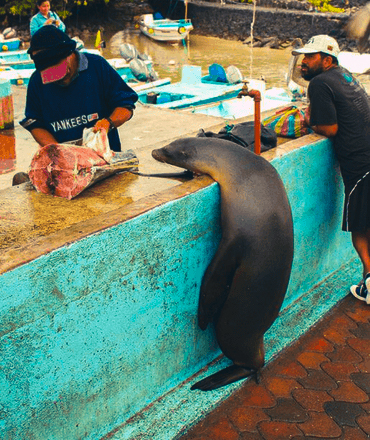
[
  {"left": 286, "top": 54, "right": 308, "bottom": 99},
  {"left": 3, "top": 28, "right": 17, "bottom": 39},
  {"left": 119, "top": 43, "right": 140, "bottom": 61},
  {"left": 72, "top": 36, "right": 84, "bottom": 51},
  {"left": 148, "top": 69, "right": 159, "bottom": 81},
  {"left": 226, "top": 65, "right": 243, "bottom": 84},
  {"left": 129, "top": 58, "right": 151, "bottom": 81}
]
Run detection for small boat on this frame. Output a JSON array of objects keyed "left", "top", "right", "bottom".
[
  {"left": 137, "top": 13, "right": 193, "bottom": 43},
  {"left": 0, "top": 51, "right": 160, "bottom": 87},
  {"left": 0, "top": 45, "right": 101, "bottom": 71},
  {"left": 137, "top": 64, "right": 244, "bottom": 109},
  {"left": 188, "top": 83, "right": 294, "bottom": 119},
  {"left": 0, "top": 38, "right": 21, "bottom": 52},
  {"left": 0, "top": 66, "right": 34, "bottom": 86},
  {"left": 0, "top": 49, "right": 33, "bottom": 70},
  {"left": 0, "top": 28, "right": 21, "bottom": 52}
]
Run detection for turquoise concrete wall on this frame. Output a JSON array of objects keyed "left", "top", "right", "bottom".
[{"left": 0, "top": 137, "right": 359, "bottom": 440}]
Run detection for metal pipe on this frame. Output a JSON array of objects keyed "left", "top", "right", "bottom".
[{"left": 237, "top": 81, "right": 262, "bottom": 155}]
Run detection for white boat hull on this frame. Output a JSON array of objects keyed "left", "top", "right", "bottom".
[{"left": 138, "top": 14, "right": 193, "bottom": 43}]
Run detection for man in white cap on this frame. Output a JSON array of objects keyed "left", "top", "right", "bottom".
[{"left": 293, "top": 35, "right": 370, "bottom": 304}]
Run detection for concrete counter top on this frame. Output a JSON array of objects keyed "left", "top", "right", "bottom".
[{"left": 0, "top": 85, "right": 301, "bottom": 275}]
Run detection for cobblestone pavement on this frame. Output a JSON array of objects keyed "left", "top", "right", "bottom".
[{"left": 179, "top": 295, "right": 370, "bottom": 440}]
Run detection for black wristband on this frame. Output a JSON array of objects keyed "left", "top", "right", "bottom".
[{"left": 105, "top": 117, "right": 115, "bottom": 132}]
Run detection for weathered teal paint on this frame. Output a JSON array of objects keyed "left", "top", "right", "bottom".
[{"left": 0, "top": 137, "right": 360, "bottom": 440}]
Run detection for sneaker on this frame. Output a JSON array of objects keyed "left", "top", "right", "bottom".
[
  {"left": 365, "top": 272, "right": 370, "bottom": 294},
  {"left": 350, "top": 277, "right": 370, "bottom": 304}
]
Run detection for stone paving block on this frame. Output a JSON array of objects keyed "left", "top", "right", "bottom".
[
  {"left": 350, "top": 322, "right": 370, "bottom": 339},
  {"left": 326, "top": 313, "right": 358, "bottom": 331},
  {"left": 321, "top": 360, "right": 360, "bottom": 381},
  {"left": 297, "top": 369, "right": 338, "bottom": 391},
  {"left": 350, "top": 372, "right": 370, "bottom": 393},
  {"left": 326, "top": 345, "right": 363, "bottom": 363},
  {"left": 329, "top": 380, "right": 369, "bottom": 403},
  {"left": 292, "top": 389, "right": 334, "bottom": 412},
  {"left": 356, "top": 413, "right": 370, "bottom": 436},
  {"left": 356, "top": 357, "right": 370, "bottom": 373},
  {"left": 347, "top": 337, "right": 370, "bottom": 355},
  {"left": 345, "top": 303, "right": 370, "bottom": 323},
  {"left": 269, "top": 361, "right": 307, "bottom": 379},
  {"left": 226, "top": 406, "right": 270, "bottom": 432},
  {"left": 304, "top": 336, "right": 334, "bottom": 353},
  {"left": 264, "top": 377, "right": 302, "bottom": 398},
  {"left": 340, "top": 426, "right": 370, "bottom": 440},
  {"left": 264, "top": 397, "right": 309, "bottom": 423},
  {"left": 258, "top": 420, "right": 303, "bottom": 440},
  {"left": 297, "top": 352, "right": 328, "bottom": 370},
  {"left": 236, "top": 382, "right": 276, "bottom": 408},
  {"left": 361, "top": 401, "right": 370, "bottom": 413},
  {"left": 324, "top": 401, "right": 366, "bottom": 427},
  {"left": 239, "top": 432, "right": 265, "bottom": 440},
  {"left": 298, "top": 411, "right": 342, "bottom": 438},
  {"left": 291, "top": 437, "right": 325, "bottom": 440},
  {"left": 188, "top": 417, "right": 239, "bottom": 440},
  {"left": 323, "top": 327, "right": 353, "bottom": 345}
]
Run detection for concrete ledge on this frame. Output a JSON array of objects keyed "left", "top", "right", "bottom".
[{"left": 0, "top": 133, "right": 361, "bottom": 439}]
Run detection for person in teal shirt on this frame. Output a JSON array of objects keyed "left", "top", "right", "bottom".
[{"left": 30, "top": 0, "right": 65, "bottom": 36}]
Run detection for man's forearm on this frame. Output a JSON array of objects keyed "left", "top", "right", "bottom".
[
  {"left": 94, "top": 107, "right": 134, "bottom": 133},
  {"left": 109, "top": 107, "right": 134, "bottom": 128},
  {"left": 310, "top": 123, "right": 338, "bottom": 138},
  {"left": 30, "top": 128, "right": 59, "bottom": 147}
]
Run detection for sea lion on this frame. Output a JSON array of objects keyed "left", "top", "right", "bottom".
[{"left": 152, "top": 137, "right": 294, "bottom": 391}]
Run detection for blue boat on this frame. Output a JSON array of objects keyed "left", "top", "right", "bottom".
[
  {"left": 0, "top": 37, "right": 21, "bottom": 52},
  {"left": 189, "top": 83, "right": 294, "bottom": 119},
  {"left": 0, "top": 51, "right": 158, "bottom": 86},
  {"left": 0, "top": 48, "right": 31, "bottom": 69},
  {"left": 138, "top": 64, "right": 245, "bottom": 109}
]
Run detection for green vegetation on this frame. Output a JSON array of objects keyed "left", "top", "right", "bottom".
[
  {"left": 1, "top": 0, "right": 110, "bottom": 21},
  {"left": 306, "top": 0, "right": 345, "bottom": 13},
  {"left": 236, "top": 0, "right": 345, "bottom": 12}
]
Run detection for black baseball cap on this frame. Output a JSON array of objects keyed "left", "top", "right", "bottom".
[{"left": 28, "top": 26, "right": 76, "bottom": 74}]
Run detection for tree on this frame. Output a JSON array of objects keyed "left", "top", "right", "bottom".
[{"left": 1, "top": 0, "right": 110, "bottom": 21}]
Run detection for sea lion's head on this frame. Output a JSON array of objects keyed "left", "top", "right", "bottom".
[{"left": 152, "top": 138, "right": 220, "bottom": 177}]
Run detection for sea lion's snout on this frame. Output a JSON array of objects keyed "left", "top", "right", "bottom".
[
  {"left": 152, "top": 145, "right": 188, "bottom": 168},
  {"left": 152, "top": 147, "right": 167, "bottom": 163}
]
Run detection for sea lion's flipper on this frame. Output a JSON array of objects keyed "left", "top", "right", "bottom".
[
  {"left": 191, "top": 365, "right": 257, "bottom": 391},
  {"left": 198, "top": 240, "right": 238, "bottom": 330}
]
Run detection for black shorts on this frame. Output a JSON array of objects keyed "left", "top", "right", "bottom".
[{"left": 342, "top": 171, "right": 370, "bottom": 232}]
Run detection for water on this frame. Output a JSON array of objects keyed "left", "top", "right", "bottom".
[{"left": 86, "top": 29, "right": 294, "bottom": 88}]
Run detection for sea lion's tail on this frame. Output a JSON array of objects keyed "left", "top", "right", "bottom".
[{"left": 190, "top": 365, "right": 259, "bottom": 392}]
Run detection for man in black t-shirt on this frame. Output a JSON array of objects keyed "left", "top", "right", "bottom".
[{"left": 292, "top": 35, "right": 370, "bottom": 304}]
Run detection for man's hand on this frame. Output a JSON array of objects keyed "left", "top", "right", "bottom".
[
  {"left": 312, "top": 124, "right": 338, "bottom": 138},
  {"left": 93, "top": 119, "right": 111, "bottom": 133}
]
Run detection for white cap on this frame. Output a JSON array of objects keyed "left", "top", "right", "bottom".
[{"left": 292, "top": 35, "right": 340, "bottom": 59}]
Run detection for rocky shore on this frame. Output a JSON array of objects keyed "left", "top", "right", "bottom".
[{"left": 2, "top": 0, "right": 366, "bottom": 53}]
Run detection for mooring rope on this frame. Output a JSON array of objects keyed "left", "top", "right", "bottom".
[{"left": 249, "top": 0, "right": 257, "bottom": 79}]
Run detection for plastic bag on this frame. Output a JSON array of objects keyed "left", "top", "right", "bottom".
[
  {"left": 82, "top": 127, "right": 113, "bottom": 163},
  {"left": 262, "top": 105, "right": 313, "bottom": 138}
]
